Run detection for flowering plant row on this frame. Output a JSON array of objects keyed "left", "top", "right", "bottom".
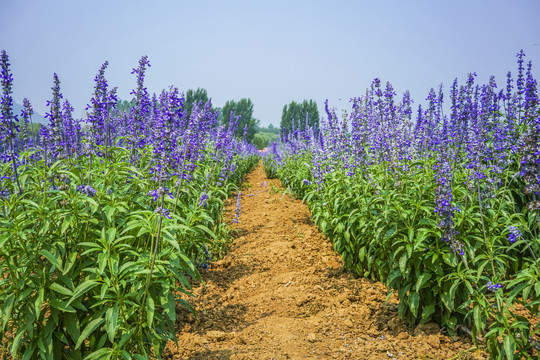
[
  {"left": 0, "top": 51, "right": 258, "bottom": 359},
  {"left": 264, "top": 51, "right": 539, "bottom": 359}
]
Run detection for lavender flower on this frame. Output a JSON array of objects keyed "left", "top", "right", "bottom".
[
  {"left": 486, "top": 281, "right": 502, "bottom": 292},
  {"left": 62, "top": 100, "right": 81, "bottom": 155},
  {"left": 86, "top": 61, "right": 117, "bottom": 151},
  {"left": 128, "top": 56, "right": 151, "bottom": 154},
  {"left": 147, "top": 186, "right": 173, "bottom": 202},
  {"left": 0, "top": 50, "right": 24, "bottom": 194},
  {"left": 0, "top": 50, "right": 19, "bottom": 156},
  {"left": 508, "top": 226, "right": 522, "bottom": 243},
  {"left": 151, "top": 87, "right": 184, "bottom": 177},
  {"left": 77, "top": 184, "right": 97, "bottom": 197},
  {"left": 155, "top": 206, "right": 171, "bottom": 219},
  {"left": 199, "top": 192, "right": 209, "bottom": 207},
  {"left": 233, "top": 191, "right": 242, "bottom": 223},
  {"left": 520, "top": 114, "right": 540, "bottom": 197},
  {"left": 0, "top": 175, "right": 10, "bottom": 199},
  {"left": 44, "top": 73, "right": 65, "bottom": 158},
  {"left": 18, "top": 98, "right": 34, "bottom": 148},
  {"left": 200, "top": 244, "right": 211, "bottom": 271}
]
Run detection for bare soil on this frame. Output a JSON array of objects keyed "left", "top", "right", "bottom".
[{"left": 164, "top": 162, "right": 487, "bottom": 360}]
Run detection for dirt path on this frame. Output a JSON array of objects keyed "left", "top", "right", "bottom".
[{"left": 165, "top": 162, "right": 486, "bottom": 360}]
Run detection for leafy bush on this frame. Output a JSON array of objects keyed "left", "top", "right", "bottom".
[{"left": 0, "top": 146, "right": 258, "bottom": 359}]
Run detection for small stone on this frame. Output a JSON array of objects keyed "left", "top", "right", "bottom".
[
  {"left": 215, "top": 259, "right": 231, "bottom": 268},
  {"left": 296, "top": 295, "right": 309, "bottom": 307},
  {"left": 207, "top": 330, "right": 227, "bottom": 342},
  {"left": 367, "top": 327, "right": 379, "bottom": 337},
  {"left": 388, "top": 318, "right": 401, "bottom": 331},
  {"left": 344, "top": 319, "right": 353, "bottom": 328},
  {"left": 414, "top": 322, "right": 440, "bottom": 335},
  {"left": 237, "top": 334, "right": 247, "bottom": 344},
  {"left": 306, "top": 333, "right": 317, "bottom": 342},
  {"left": 396, "top": 331, "right": 409, "bottom": 340},
  {"left": 426, "top": 334, "right": 440, "bottom": 349}
]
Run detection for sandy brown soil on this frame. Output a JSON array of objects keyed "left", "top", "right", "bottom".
[{"left": 164, "top": 162, "right": 487, "bottom": 360}]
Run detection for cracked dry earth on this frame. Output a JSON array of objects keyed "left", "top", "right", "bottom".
[{"left": 164, "top": 162, "right": 487, "bottom": 360}]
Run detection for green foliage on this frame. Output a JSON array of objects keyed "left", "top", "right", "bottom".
[
  {"left": 265, "top": 149, "right": 540, "bottom": 359},
  {"left": 15, "top": 121, "right": 41, "bottom": 141},
  {"left": 184, "top": 88, "right": 212, "bottom": 121},
  {"left": 253, "top": 132, "right": 277, "bottom": 150},
  {"left": 259, "top": 124, "right": 280, "bottom": 135},
  {"left": 116, "top": 99, "right": 134, "bottom": 116},
  {"left": 221, "top": 98, "right": 260, "bottom": 143},
  {"left": 0, "top": 146, "right": 258, "bottom": 359},
  {"left": 280, "top": 100, "right": 319, "bottom": 135}
]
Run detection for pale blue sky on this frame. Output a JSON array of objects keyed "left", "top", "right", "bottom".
[{"left": 1, "top": 0, "right": 539, "bottom": 127}]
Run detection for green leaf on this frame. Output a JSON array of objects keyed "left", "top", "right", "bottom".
[
  {"left": 103, "top": 206, "right": 115, "bottom": 224},
  {"left": 408, "top": 292, "right": 420, "bottom": 318},
  {"left": 38, "top": 220, "right": 50, "bottom": 237},
  {"left": 164, "top": 292, "right": 176, "bottom": 322},
  {"left": 503, "top": 335, "right": 515, "bottom": 360},
  {"left": 50, "top": 283, "right": 74, "bottom": 296},
  {"left": 105, "top": 305, "right": 118, "bottom": 342},
  {"left": 75, "top": 318, "right": 104, "bottom": 349},
  {"left": 35, "top": 287, "right": 44, "bottom": 319},
  {"left": 63, "top": 252, "right": 78, "bottom": 276},
  {"left": 399, "top": 254, "right": 407, "bottom": 273},
  {"left": 105, "top": 228, "right": 117, "bottom": 244},
  {"left": 83, "top": 347, "right": 112, "bottom": 360},
  {"left": 421, "top": 304, "right": 435, "bottom": 321},
  {"left": 415, "top": 273, "right": 432, "bottom": 293},
  {"left": 2, "top": 293, "right": 14, "bottom": 330},
  {"left": 473, "top": 306, "right": 485, "bottom": 333},
  {"left": 385, "top": 227, "right": 396, "bottom": 240},
  {"left": 68, "top": 280, "right": 99, "bottom": 306},
  {"left": 147, "top": 296, "right": 155, "bottom": 327},
  {"left": 50, "top": 299, "right": 76, "bottom": 313},
  {"left": 61, "top": 215, "right": 73, "bottom": 234},
  {"left": 39, "top": 249, "right": 63, "bottom": 272},
  {"left": 65, "top": 312, "right": 81, "bottom": 343},
  {"left": 117, "top": 328, "right": 135, "bottom": 348},
  {"left": 10, "top": 327, "right": 25, "bottom": 356}
]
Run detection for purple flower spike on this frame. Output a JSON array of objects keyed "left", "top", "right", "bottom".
[
  {"left": 486, "top": 281, "right": 502, "bottom": 292},
  {"left": 155, "top": 206, "right": 171, "bottom": 219},
  {"left": 147, "top": 186, "right": 173, "bottom": 202},
  {"left": 199, "top": 192, "right": 209, "bottom": 207},
  {"left": 77, "top": 184, "right": 97, "bottom": 197},
  {"left": 508, "top": 226, "right": 522, "bottom": 243}
]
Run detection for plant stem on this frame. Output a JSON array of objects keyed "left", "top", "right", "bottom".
[
  {"left": 476, "top": 178, "right": 496, "bottom": 277},
  {"left": 172, "top": 142, "right": 189, "bottom": 214},
  {"left": 138, "top": 191, "right": 165, "bottom": 328},
  {"left": 9, "top": 140, "right": 23, "bottom": 195}
]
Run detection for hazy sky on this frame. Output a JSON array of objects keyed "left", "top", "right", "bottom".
[{"left": 1, "top": 0, "right": 539, "bottom": 127}]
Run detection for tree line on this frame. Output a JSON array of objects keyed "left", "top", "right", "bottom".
[{"left": 19, "top": 87, "right": 321, "bottom": 150}]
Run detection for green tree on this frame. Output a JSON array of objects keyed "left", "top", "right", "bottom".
[
  {"left": 258, "top": 123, "right": 280, "bottom": 134},
  {"left": 221, "top": 98, "right": 259, "bottom": 143},
  {"left": 185, "top": 88, "right": 211, "bottom": 120},
  {"left": 116, "top": 99, "right": 134, "bottom": 115},
  {"left": 280, "top": 99, "right": 320, "bottom": 134},
  {"left": 252, "top": 132, "right": 277, "bottom": 150}
]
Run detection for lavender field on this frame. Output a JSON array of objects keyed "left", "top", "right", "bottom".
[
  {"left": 264, "top": 51, "right": 540, "bottom": 359},
  {"left": 0, "top": 50, "right": 259, "bottom": 359}
]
